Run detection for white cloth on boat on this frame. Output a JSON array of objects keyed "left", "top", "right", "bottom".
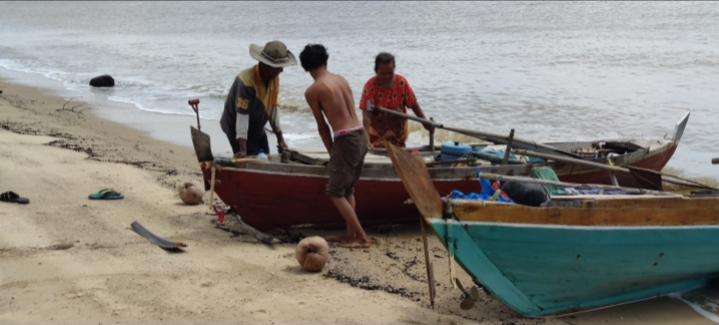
[{"left": 476, "top": 145, "right": 539, "bottom": 163}]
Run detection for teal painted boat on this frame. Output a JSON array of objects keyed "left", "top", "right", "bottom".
[{"left": 385, "top": 141, "right": 719, "bottom": 317}]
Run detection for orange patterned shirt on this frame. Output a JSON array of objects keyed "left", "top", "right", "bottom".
[{"left": 359, "top": 74, "right": 417, "bottom": 147}]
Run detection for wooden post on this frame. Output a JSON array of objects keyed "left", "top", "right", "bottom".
[
  {"left": 208, "top": 161, "right": 217, "bottom": 211},
  {"left": 420, "top": 218, "right": 436, "bottom": 308},
  {"left": 609, "top": 171, "right": 619, "bottom": 186},
  {"left": 502, "top": 129, "right": 515, "bottom": 165},
  {"left": 429, "top": 117, "right": 436, "bottom": 157},
  {"left": 713, "top": 157, "right": 719, "bottom": 165}
]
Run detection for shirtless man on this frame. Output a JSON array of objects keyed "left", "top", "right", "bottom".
[{"left": 299, "top": 44, "right": 370, "bottom": 248}]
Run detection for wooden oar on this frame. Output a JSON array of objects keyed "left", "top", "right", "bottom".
[
  {"left": 512, "top": 149, "right": 716, "bottom": 190},
  {"left": 383, "top": 140, "right": 449, "bottom": 301},
  {"left": 366, "top": 102, "right": 580, "bottom": 158}
]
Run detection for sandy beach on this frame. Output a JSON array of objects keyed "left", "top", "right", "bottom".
[{"left": 0, "top": 78, "right": 715, "bottom": 325}]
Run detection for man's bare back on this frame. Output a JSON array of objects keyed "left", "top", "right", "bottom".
[
  {"left": 300, "top": 44, "right": 371, "bottom": 249},
  {"left": 305, "top": 72, "right": 361, "bottom": 133}
]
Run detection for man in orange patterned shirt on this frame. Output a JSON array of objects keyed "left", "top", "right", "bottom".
[{"left": 359, "top": 52, "right": 434, "bottom": 147}]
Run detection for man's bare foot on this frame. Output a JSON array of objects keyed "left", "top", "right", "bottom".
[{"left": 338, "top": 239, "right": 370, "bottom": 249}]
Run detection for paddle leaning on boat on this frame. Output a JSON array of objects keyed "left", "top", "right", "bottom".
[{"left": 384, "top": 140, "right": 719, "bottom": 317}]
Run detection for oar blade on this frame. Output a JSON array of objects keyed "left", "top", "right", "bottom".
[
  {"left": 385, "top": 141, "right": 444, "bottom": 220},
  {"left": 469, "top": 286, "right": 480, "bottom": 300},
  {"left": 460, "top": 296, "right": 476, "bottom": 310}
]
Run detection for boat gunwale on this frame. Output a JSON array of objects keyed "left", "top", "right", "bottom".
[
  {"left": 444, "top": 196, "right": 719, "bottom": 227},
  {"left": 206, "top": 138, "right": 677, "bottom": 181}
]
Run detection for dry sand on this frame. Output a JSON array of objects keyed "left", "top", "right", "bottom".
[{"left": 0, "top": 78, "right": 714, "bottom": 325}]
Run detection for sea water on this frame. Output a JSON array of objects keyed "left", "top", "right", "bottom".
[{"left": 0, "top": 1, "right": 717, "bottom": 178}]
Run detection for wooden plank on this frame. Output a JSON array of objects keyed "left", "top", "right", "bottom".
[
  {"left": 502, "top": 129, "right": 515, "bottom": 165},
  {"left": 384, "top": 142, "right": 444, "bottom": 220},
  {"left": 450, "top": 198, "right": 719, "bottom": 226},
  {"left": 609, "top": 171, "right": 619, "bottom": 186},
  {"left": 291, "top": 147, "right": 433, "bottom": 165}
]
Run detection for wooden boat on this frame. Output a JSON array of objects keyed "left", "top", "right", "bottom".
[
  {"left": 191, "top": 113, "right": 689, "bottom": 231},
  {"left": 385, "top": 141, "right": 719, "bottom": 317}
]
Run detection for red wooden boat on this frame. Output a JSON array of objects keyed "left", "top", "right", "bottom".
[{"left": 192, "top": 113, "right": 689, "bottom": 231}]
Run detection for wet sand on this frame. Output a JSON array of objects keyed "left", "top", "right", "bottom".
[{"left": 0, "top": 78, "right": 714, "bottom": 324}]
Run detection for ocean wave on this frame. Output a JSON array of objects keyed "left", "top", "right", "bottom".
[{"left": 279, "top": 102, "right": 311, "bottom": 113}]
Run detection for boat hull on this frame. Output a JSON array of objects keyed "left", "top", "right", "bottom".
[
  {"left": 201, "top": 140, "right": 677, "bottom": 231},
  {"left": 556, "top": 143, "right": 678, "bottom": 186},
  {"left": 203, "top": 166, "right": 481, "bottom": 230},
  {"left": 427, "top": 198, "right": 719, "bottom": 317}
]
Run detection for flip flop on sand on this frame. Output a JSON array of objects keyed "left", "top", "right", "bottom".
[
  {"left": 0, "top": 191, "right": 29, "bottom": 204},
  {"left": 88, "top": 188, "right": 124, "bottom": 200}
]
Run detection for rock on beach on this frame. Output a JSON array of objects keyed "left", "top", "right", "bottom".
[{"left": 89, "top": 75, "right": 114, "bottom": 87}]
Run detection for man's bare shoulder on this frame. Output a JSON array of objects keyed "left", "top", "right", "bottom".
[
  {"left": 331, "top": 73, "right": 352, "bottom": 92},
  {"left": 328, "top": 72, "right": 349, "bottom": 83},
  {"left": 305, "top": 79, "right": 322, "bottom": 92},
  {"left": 305, "top": 81, "right": 332, "bottom": 109}
]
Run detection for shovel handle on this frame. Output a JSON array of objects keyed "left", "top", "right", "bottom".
[{"left": 188, "top": 98, "right": 201, "bottom": 130}]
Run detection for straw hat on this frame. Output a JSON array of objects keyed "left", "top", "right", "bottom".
[{"left": 249, "top": 40, "right": 297, "bottom": 68}]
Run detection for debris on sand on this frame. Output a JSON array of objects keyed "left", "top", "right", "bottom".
[{"left": 131, "top": 221, "right": 187, "bottom": 250}]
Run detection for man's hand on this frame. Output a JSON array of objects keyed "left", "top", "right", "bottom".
[
  {"left": 235, "top": 138, "right": 247, "bottom": 158},
  {"left": 277, "top": 134, "right": 288, "bottom": 153},
  {"left": 277, "top": 139, "right": 288, "bottom": 153}
]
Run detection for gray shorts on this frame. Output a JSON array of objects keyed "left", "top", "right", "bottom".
[{"left": 326, "top": 129, "right": 368, "bottom": 197}]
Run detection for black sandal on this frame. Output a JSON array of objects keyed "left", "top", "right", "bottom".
[{"left": 0, "top": 191, "right": 29, "bottom": 204}]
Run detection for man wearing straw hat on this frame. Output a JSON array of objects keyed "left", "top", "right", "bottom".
[{"left": 220, "top": 40, "right": 296, "bottom": 158}]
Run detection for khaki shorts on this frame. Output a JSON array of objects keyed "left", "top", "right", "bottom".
[{"left": 326, "top": 129, "right": 369, "bottom": 197}]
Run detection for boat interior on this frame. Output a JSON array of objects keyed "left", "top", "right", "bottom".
[{"left": 286, "top": 138, "right": 669, "bottom": 168}]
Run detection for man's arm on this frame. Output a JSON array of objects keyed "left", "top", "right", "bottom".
[
  {"left": 305, "top": 88, "right": 333, "bottom": 154},
  {"left": 410, "top": 102, "right": 434, "bottom": 133},
  {"left": 268, "top": 106, "right": 287, "bottom": 152},
  {"left": 235, "top": 115, "right": 249, "bottom": 157},
  {"left": 358, "top": 83, "right": 374, "bottom": 147}
]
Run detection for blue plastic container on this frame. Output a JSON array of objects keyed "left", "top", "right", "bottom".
[{"left": 439, "top": 142, "right": 472, "bottom": 161}]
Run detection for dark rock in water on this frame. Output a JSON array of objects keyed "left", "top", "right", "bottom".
[{"left": 89, "top": 75, "right": 114, "bottom": 87}]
